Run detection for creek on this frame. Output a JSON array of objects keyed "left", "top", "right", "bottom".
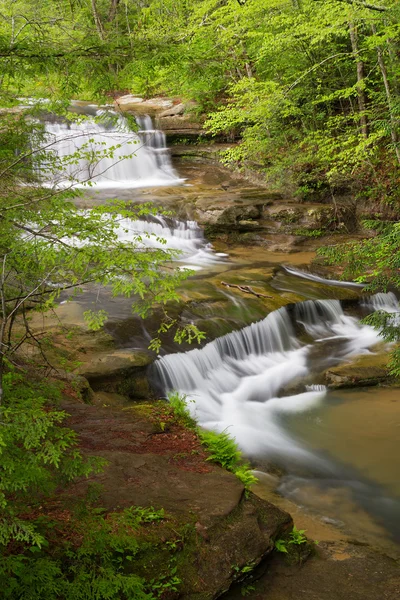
[{"left": 43, "top": 107, "right": 400, "bottom": 555}]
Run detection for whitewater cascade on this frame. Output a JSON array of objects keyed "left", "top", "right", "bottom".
[
  {"left": 281, "top": 265, "right": 365, "bottom": 288},
  {"left": 41, "top": 110, "right": 182, "bottom": 188},
  {"left": 153, "top": 293, "right": 399, "bottom": 463},
  {"left": 113, "top": 215, "right": 228, "bottom": 269},
  {"left": 61, "top": 212, "right": 227, "bottom": 270}
]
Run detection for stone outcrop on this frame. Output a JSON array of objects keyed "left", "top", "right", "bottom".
[
  {"left": 78, "top": 348, "right": 154, "bottom": 400},
  {"left": 63, "top": 398, "right": 292, "bottom": 599},
  {"left": 113, "top": 94, "right": 205, "bottom": 139},
  {"left": 114, "top": 95, "right": 174, "bottom": 115},
  {"left": 324, "top": 351, "right": 391, "bottom": 388}
]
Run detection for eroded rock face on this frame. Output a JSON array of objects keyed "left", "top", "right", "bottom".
[{"left": 78, "top": 349, "right": 154, "bottom": 399}]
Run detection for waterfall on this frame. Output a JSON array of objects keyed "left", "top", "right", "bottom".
[
  {"left": 113, "top": 215, "right": 228, "bottom": 269},
  {"left": 152, "top": 297, "right": 389, "bottom": 461},
  {"left": 362, "top": 291, "right": 400, "bottom": 312},
  {"left": 59, "top": 212, "right": 227, "bottom": 270},
  {"left": 40, "top": 110, "right": 182, "bottom": 189}
]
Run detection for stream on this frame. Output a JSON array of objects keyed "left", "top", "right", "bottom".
[{"left": 43, "top": 106, "right": 400, "bottom": 555}]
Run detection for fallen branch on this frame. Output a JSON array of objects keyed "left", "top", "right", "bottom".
[{"left": 221, "top": 281, "right": 272, "bottom": 298}]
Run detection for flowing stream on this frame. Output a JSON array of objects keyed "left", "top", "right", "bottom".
[
  {"left": 152, "top": 292, "right": 400, "bottom": 543},
  {"left": 40, "top": 105, "right": 400, "bottom": 547}
]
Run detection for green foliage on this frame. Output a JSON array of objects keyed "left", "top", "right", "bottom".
[
  {"left": 274, "top": 526, "right": 308, "bottom": 554},
  {"left": 148, "top": 321, "right": 206, "bottom": 354},
  {"left": 168, "top": 391, "right": 197, "bottom": 429},
  {"left": 198, "top": 430, "right": 242, "bottom": 470},
  {"left": 241, "top": 583, "right": 256, "bottom": 597},
  {"left": 0, "top": 504, "right": 179, "bottom": 600},
  {"left": 289, "top": 526, "right": 308, "bottom": 546},
  {"left": 294, "top": 228, "right": 326, "bottom": 238},
  {"left": 83, "top": 310, "right": 109, "bottom": 332},
  {"left": 0, "top": 372, "right": 105, "bottom": 549},
  {"left": 232, "top": 562, "right": 255, "bottom": 576},
  {"left": 274, "top": 539, "right": 288, "bottom": 554},
  {"left": 198, "top": 429, "right": 258, "bottom": 492}
]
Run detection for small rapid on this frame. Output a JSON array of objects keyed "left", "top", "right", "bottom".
[{"left": 57, "top": 212, "right": 227, "bottom": 270}]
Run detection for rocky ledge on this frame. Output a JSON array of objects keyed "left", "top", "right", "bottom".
[
  {"left": 114, "top": 94, "right": 205, "bottom": 140},
  {"left": 59, "top": 395, "right": 292, "bottom": 599}
]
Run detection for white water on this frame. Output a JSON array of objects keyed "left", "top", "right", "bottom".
[
  {"left": 153, "top": 294, "right": 397, "bottom": 463},
  {"left": 40, "top": 110, "right": 183, "bottom": 188},
  {"left": 113, "top": 215, "right": 228, "bottom": 269},
  {"left": 57, "top": 212, "right": 226, "bottom": 270},
  {"left": 282, "top": 265, "right": 365, "bottom": 288},
  {"left": 362, "top": 291, "right": 400, "bottom": 313}
]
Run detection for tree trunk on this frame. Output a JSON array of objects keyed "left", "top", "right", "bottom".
[
  {"left": 349, "top": 22, "right": 368, "bottom": 138},
  {"left": 371, "top": 23, "right": 400, "bottom": 165},
  {"left": 91, "top": 0, "right": 105, "bottom": 41},
  {"left": 108, "top": 0, "right": 121, "bottom": 22}
]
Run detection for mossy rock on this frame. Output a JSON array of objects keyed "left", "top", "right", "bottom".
[{"left": 324, "top": 352, "right": 392, "bottom": 388}]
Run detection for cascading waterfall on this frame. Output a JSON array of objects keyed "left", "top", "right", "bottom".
[
  {"left": 152, "top": 293, "right": 397, "bottom": 462},
  {"left": 362, "top": 291, "right": 400, "bottom": 312},
  {"left": 113, "top": 215, "right": 227, "bottom": 269},
  {"left": 61, "top": 212, "right": 227, "bottom": 270},
  {"left": 40, "top": 110, "right": 182, "bottom": 188}
]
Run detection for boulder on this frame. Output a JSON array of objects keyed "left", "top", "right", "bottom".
[
  {"left": 158, "top": 102, "right": 186, "bottom": 117},
  {"left": 324, "top": 352, "right": 391, "bottom": 388},
  {"left": 78, "top": 349, "right": 154, "bottom": 400},
  {"left": 62, "top": 399, "right": 293, "bottom": 599},
  {"left": 114, "top": 95, "right": 174, "bottom": 115}
]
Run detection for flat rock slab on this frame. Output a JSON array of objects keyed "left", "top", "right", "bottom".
[{"left": 61, "top": 398, "right": 292, "bottom": 598}]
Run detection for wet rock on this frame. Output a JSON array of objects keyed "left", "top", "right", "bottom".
[{"left": 324, "top": 352, "right": 391, "bottom": 388}]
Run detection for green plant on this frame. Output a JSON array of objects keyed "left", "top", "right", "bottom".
[
  {"left": 198, "top": 429, "right": 258, "bottom": 493},
  {"left": 275, "top": 526, "right": 308, "bottom": 554},
  {"left": 199, "top": 430, "right": 241, "bottom": 470},
  {"left": 241, "top": 583, "right": 256, "bottom": 597},
  {"left": 290, "top": 525, "right": 308, "bottom": 545},
  {"left": 168, "top": 392, "right": 196, "bottom": 429},
  {"left": 232, "top": 562, "right": 255, "bottom": 577},
  {"left": 0, "top": 372, "right": 105, "bottom": 549},
  {"left": 294, "top": 228, "right": 326, "bottom": 238},
  {"left": 0, "top": 503, "right": 180, "bottom": 600}
]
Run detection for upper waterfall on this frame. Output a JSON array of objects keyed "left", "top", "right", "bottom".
[{"left": 40, "top": 109, "right": 182, "bottom": 189}]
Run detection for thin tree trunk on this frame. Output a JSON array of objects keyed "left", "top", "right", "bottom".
[
  {"left": 349, "top": 22, "right": 368, "bottom": 138},
  {"left": 371, "top": 23, "right": 400, "bottom": 165},
  {"left": 0, "top": 256, "right": 8, "bottom": 406},
  {"left": 91, "top": 0, "right": 105, "bottom": 41},
  {"left": 108, "top": 0, "right": 121, "bottom": 22}
]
